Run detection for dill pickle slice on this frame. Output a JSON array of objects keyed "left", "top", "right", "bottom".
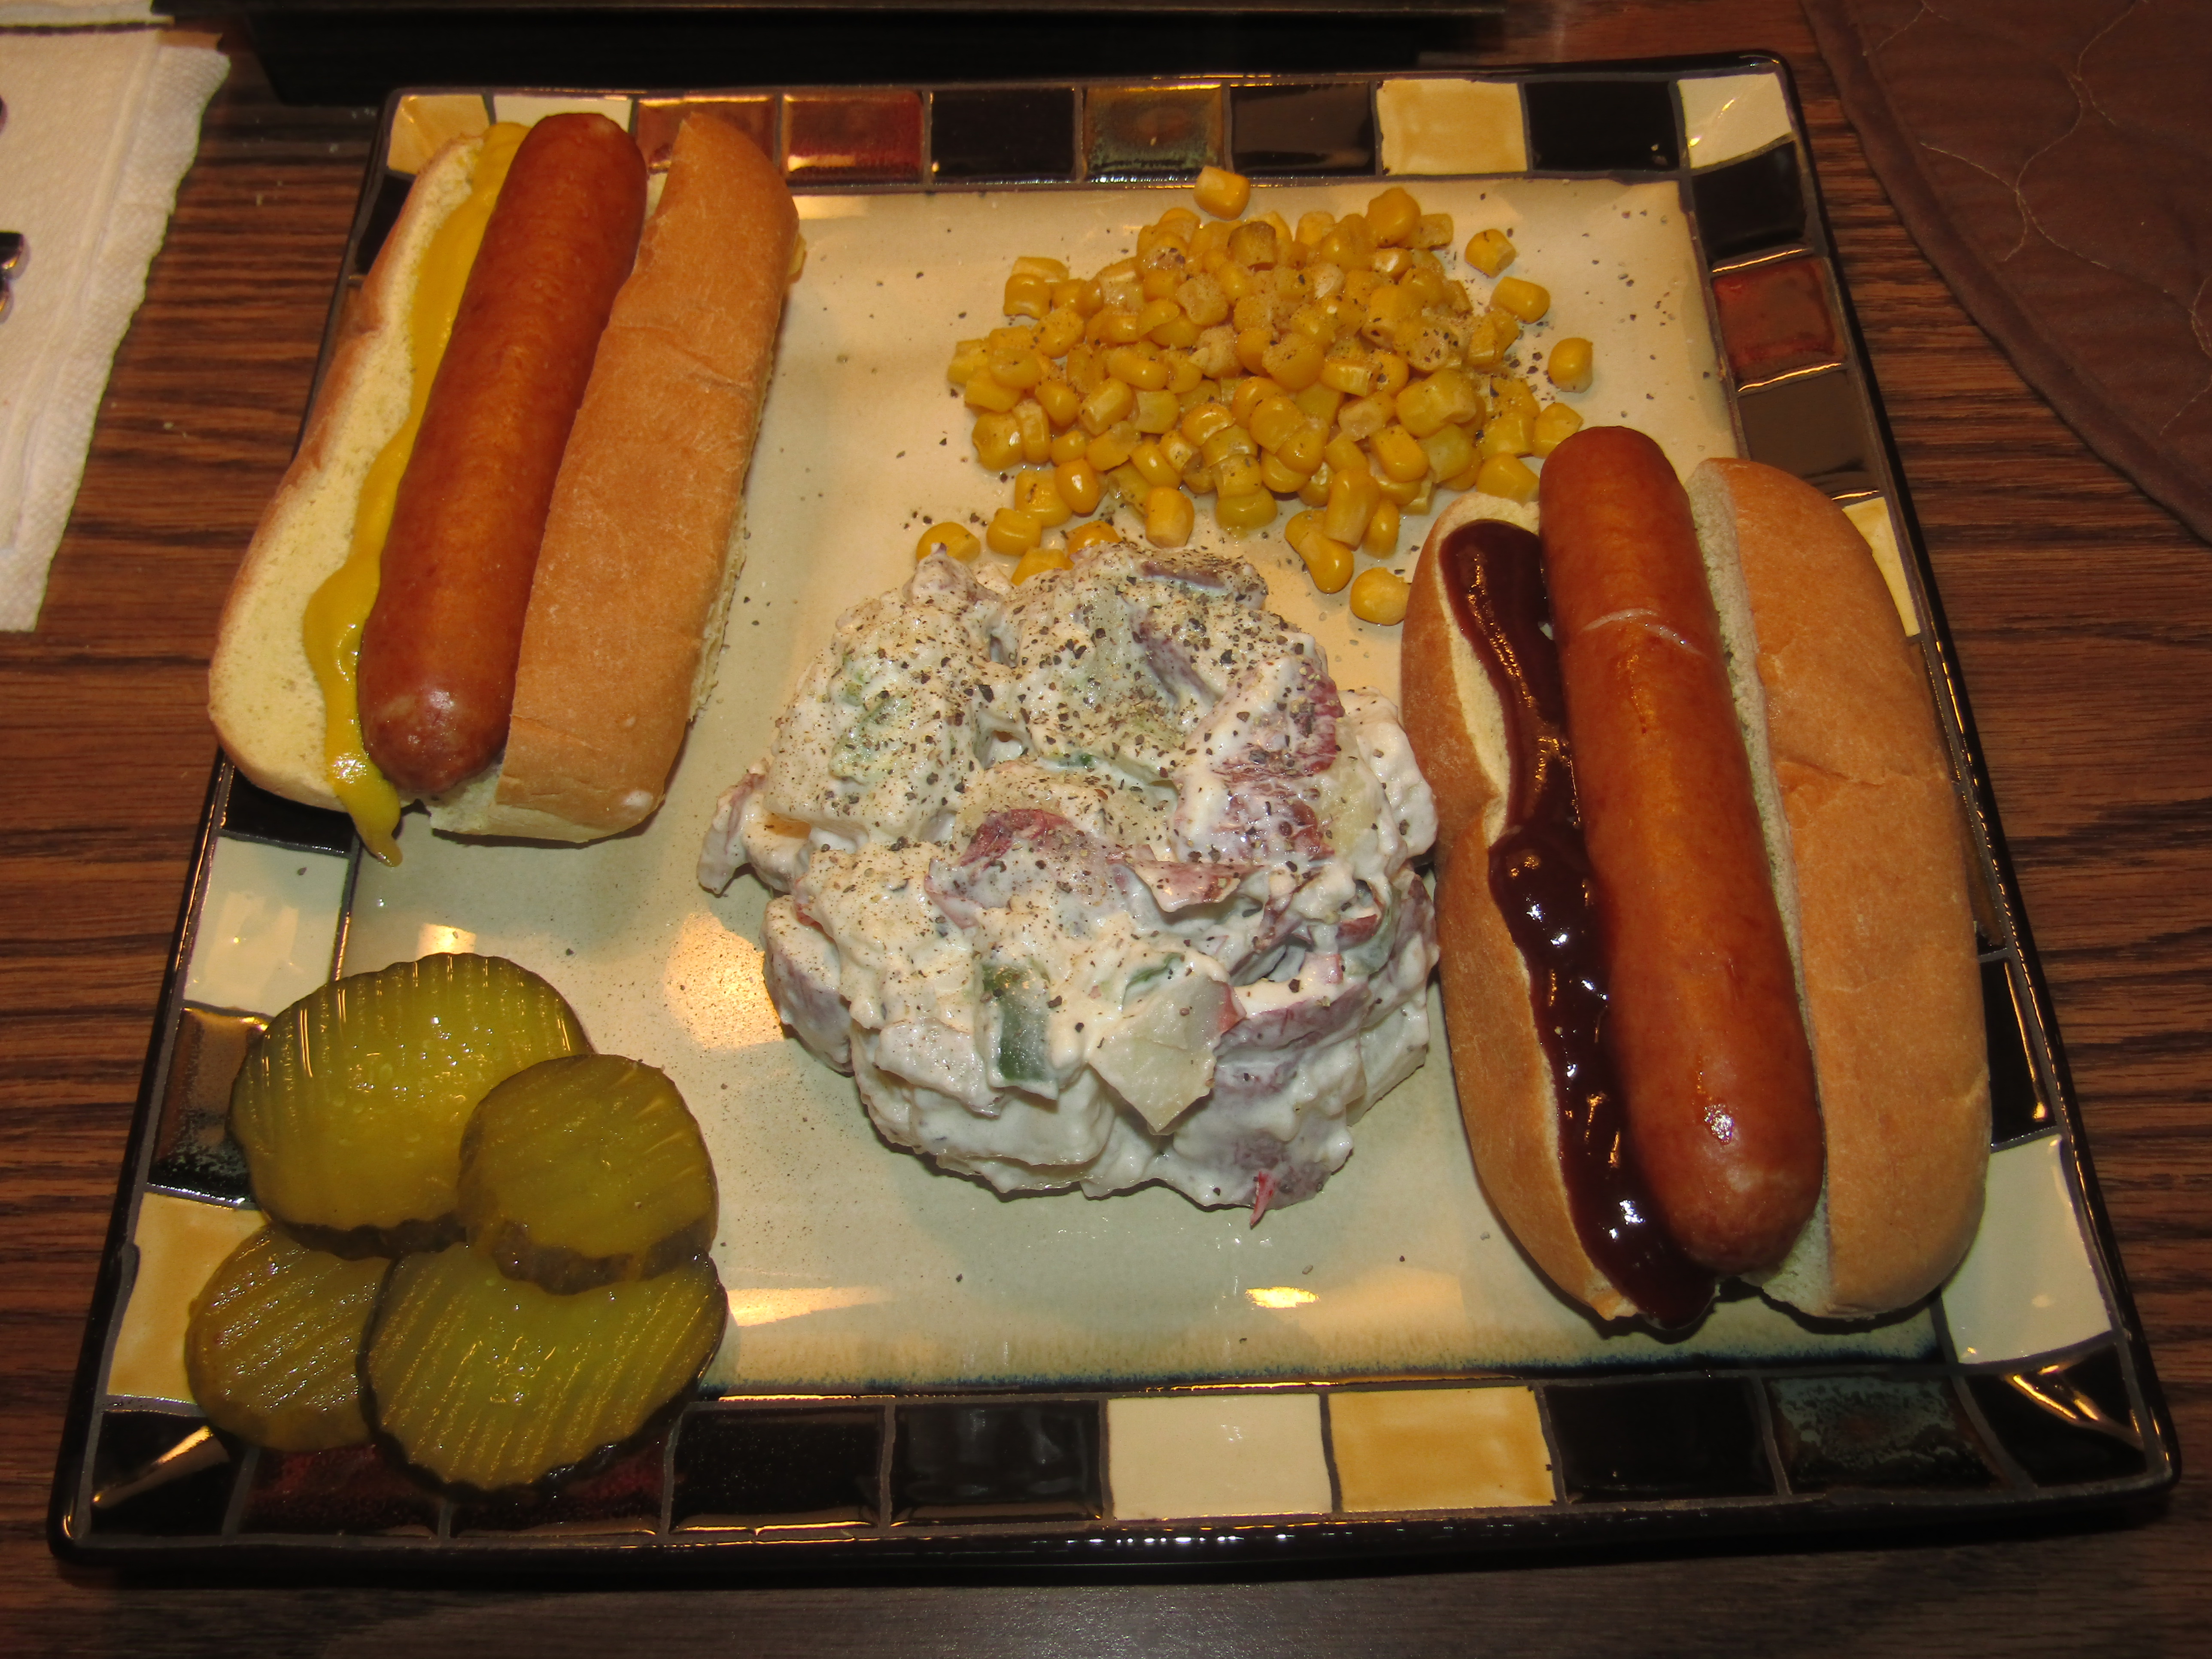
[
  {"left": 229, "top": 954, "right": 587, "bottom": 1256},
  {"left": 363, "top": 1244, "right": 726, "bottom": 1494},
  {"left": 458, "top": 1054, "right": 717, "bottom": 1293},
  {"left": 184, "top": 1226, "right": 387, "bottom": 1451}
]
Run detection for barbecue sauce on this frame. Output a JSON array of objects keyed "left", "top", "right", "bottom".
[{"left": 1442, "top": 519, "right": 1714, "bottom": 1328}]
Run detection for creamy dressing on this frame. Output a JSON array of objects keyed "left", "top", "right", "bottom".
[{"left": 701, "top": 543, "right": 1439, "bottom": 1213}]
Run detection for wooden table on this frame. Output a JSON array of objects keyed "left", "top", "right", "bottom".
[{"left": 6, "top": 5, "right": 2206, "bottom": 1650}]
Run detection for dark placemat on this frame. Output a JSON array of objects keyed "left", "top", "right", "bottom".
[{"left": 1802, "top": 0, "right": 2212, "bottom": 543}]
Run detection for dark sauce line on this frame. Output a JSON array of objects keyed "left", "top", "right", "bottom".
[{"left": 1442, "top": 518, "right": 1714, "bottom": 1329}]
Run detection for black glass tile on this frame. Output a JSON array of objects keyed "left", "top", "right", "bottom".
[
  {"left": 1969, "top": 1370, "right": 2147, "bottom": 1486},
  {"left": 1737, "top": 369, "right": 1878, "bottom": 495},
  {"left": 1524, "top": 78, "right": 1678, "bottom": 172},
  {"left": 1229, "top": 82, "right": 1376, "bottom": 176},
  {"left": 932, "top": 87, "right": 1076, "bottom": 185},
  {"left": 88, "top": 1411, "right": 237, "bottom": 1536},
  {"left": 149, "top": 1006, "right": 262, "bottom": 1202},
  {"left": 891, "top": 1400, "right": 1101, "bottom": 1522},
  {"left": 219, "top": 769, "right": 356, "bottom": 856},
  {"left": 1692, "top": 143, "right": 1807, "bottom": 264},
  {"left": 1982, "top": 957, "right": 2049, "bottom": 1143},
  {"left": 241, "top": 1443, "right": 440, "bottom": 1535},
  {"left": 452, "top": 1431, "right": 666, "bottom": 1534},
  {"left": 1544, "top": 1377, "right": 1773, "bottom": 1501},
  {"left": 672, "top": 1407, "right": 881, "bottom": 1528},
  {"left": 1767, "top": 1375, "right": 1999, "bottom": 1492},
  {"left": 352, "top": 168, "right": 412, "bottom": 276}
]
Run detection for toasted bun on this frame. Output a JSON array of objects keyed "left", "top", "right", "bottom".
[
  {"left": 454, "top": 114, "right": 799, "bottom": 839},
  {"left": 1692, "top": 459, "right": 1989, "bottom": 1319},
  {"left": 208, "top": 136, "right": 488, "bottom": 812},
  {"left": 1406, "top": 492, "right": 1634, "bottom": 1322}
]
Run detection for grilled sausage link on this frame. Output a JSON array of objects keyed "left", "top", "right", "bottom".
[
  {"left": 358, "top": 112, "right": 647, "bottom": 797},
  {"left": 1538, "top": 426, "right": 1823, "bottom": 1275}
]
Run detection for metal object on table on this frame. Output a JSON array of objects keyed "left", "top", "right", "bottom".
[{"left": 0, "top": 231, "right": 23, "bottom": 324}]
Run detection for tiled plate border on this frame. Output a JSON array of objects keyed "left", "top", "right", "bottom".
[{"left": 52, "top": 56, "right": 2178, "bottom": 1573}]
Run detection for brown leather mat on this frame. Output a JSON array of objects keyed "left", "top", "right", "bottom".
[{"left": 1801, "top": 0, "right": 2212, "bottom": 542}]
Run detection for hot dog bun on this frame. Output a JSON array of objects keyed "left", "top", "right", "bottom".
[
  {"left": 1691, "top": 458, "right": 1989, "bottom": 1319},
  {"left": 210, "top": 112, "right": 798, "bottom": 850},
  {"left": 1408, "top": 441, "right": 1988, "bottom": 1323}
]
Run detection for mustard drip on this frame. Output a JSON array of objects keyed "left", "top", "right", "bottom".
[{"left": 302, "top": 123, "right": 526, "bottom": 863}]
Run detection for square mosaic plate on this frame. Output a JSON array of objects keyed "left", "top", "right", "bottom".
[{"left": 52, "top": 56, "right": 2177, "bottom": 1573}]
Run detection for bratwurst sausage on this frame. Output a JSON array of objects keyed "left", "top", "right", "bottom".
[
  {"left": 1538, "top": 427, "right": 1823, "bottom": 1275},
  {"left": 357, "top": 112, "right": 647, "bottom": 797}
]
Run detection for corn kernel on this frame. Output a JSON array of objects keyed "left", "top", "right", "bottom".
[
  {"left": 1261, "top": 333, "right": 1325, "bottom": 392},
  {"left": 1409, "top": 213, "right": 1455, "bottom": 251},
  {"left": 987, "top": 507, "right": 1045, "bottom": 557},
  {"left": 1367, "top": 186, "right": 1421, "bottom": 247},
  {"left": 1532, "top": 400, "right": 1586, "bottom": 455},
  {"left": 1165, "top": 349, "right": 1204, "bottom": 392},
  {"left": 1189, "top": 220, "right": 1229, "bottom": 263},
  {"left": 1291, "top": 383, "right": 1343, "bottom": 426},
  {"left": 1012, "top": 255, "right": 1070, "bottom": 283},
  {"left": 1370, "top": 423, "right": 1431, "bottom": 483},
  {"left": 1275, "top": 421, "right": 1328, "bottom": 475},
  {"left": 972, "top": 412, "right": 1023, "bottom": 470},
  {"left": 1259, "top": 451, "right": 1309, "bottom": 494},
  {"left": 1394, "top": 375, "right": 1454, "bottom": 439},
  {"left": 1229, "top": 221, "right": 1279, "bottom": 268},
  {"left": 1548, "top": 337, "right": 1594, "bottom": 393},
  {"left": 1420, "top": 423, "right": 1477, "bottom": 483},
  {"left": 988, "top": 349, "right": 1047, "bottom": 391},
  {"left": 1495, "top": 375, "right": 1540, "bottom": 422},
  {"left": 1013, "top": 470, "right": 1073, "bottom": 527},
  {"left": 1004, "top": 270, "right": 1053, "bottom": 319},
  {"left": 1371, "top": 246, "right": 1415, "bottom": 280},
  {"left": 1036, "top": 379, "right": 1082, "bottom": 430},
  {"left": 1234, "top": 326, "right": 1273, "bottom": 375},
  {"left": 1157, "top": 206, "right": 1201, "bottom": 240},
  {"left": 1492, "top": 277, "right": 1550, "bottom": 324},
  {"left": 1079, "top": 377, "right": 1136, "bottom": 434},
  {"left": 1200, "top": 423, "right": 1256, "bottom": 466},
  {"left": 1215, "top": 261, "right": 1257, "bottom": 303},
  {"left": 1348, "top": 568, "right": 1410, "bottom": 625},
  {"left": 1400, "top": 265, "right": 1448, "bottom": 309},
  {"left": 1012, "top": 544, "right": 1074, "bottom": 585},
  {"left": 1297, "top": 527, "right": 1354, "bottom": 594},
  {"left": 1337, "top": 394, "right": 1392, "bottom": 443},
  {"left": 1097, "top": 258, "right": 1142, "bottom": 310},
  {"left": 1106, "top": 462, "right": 1149, "bottom": 502},
  {"left": 1194, "top": 165, "right": 1252, "bottom": 219},
  {"left": 1371, "top": 352, "right": 1410, "bottom": 395},
  {"left": 1013, "top": 398, "right": 1051, "bottom": 463},
  {"left": 1140, "top": 266, "right": 1182, "bottom": 302},
  {"left": 1055, "top": 458, "right": 1104, "bottom": 515},
  {"left": 1362, "top": 499, "right": 1401, "bottom": 559},
  {"left": 1215, "top": 489, "right": 1276, "bottom": 532},
  {"left": 1127, "top": 442, "right": 1179, "bottom": 489},
  {"left": 1050, "top": 423, "right": 1090, "bottom": 464},
  {"left": 1480, "top": 409, "right": 1534, "bottom": 458},
  {"left": 1296, "top": 210, "right": 1337, "bottom": 247},
  {"left": 1145, "top": 486, "right": 1196, "bottom": 547},
  {"left": 1316, "top": 215, "right": 1374, "bottom": 270},
  {"left": 1323, "top": 467, "right": 1382, "bottom": 546},
  {"left": 1182, "top": 401, "right": 1236, "bottom": 447},
  {"left": 1464, "top": 228, "right": 1516, "bottom": 277},
  {"left": 1215, "top": 452, "right": 1266, "bottom": 496},
  {"left": 916, "top": 521, "right": 982, "bottom": 562},
  {"left": 1097, "top": 308, "right": 1147, "bottom": 346},
  {"left": 1088, "top": 419, "right": 1142, "bottom": 471},
  {"left": 1297, "top": 465, "right": 1332, "bottom": 508},
  {"left": 1323, "top": 432, "right": 1371, "bottom": 476},
  {"left": 963, "top": 371, "right": 1024, "bottom": 413},
  {"left": 947, "top": 339, "right": 989, "bottom": 386},
  {"left": 1230, "top": 377, "right": 1283, "bottom": 424},
  {"left": 1160, "top": 430, "right": 1198, "bottom": 474},
  {"left": 1052, "top": 277, "right": 1101, "bottom": 315},
  {"left": 1375, "top": 473, "right": 1432, "bottom": 513},
  {"left": 1248, "top": 395, "right": 1306, "bottom": 452},
  {"left": 1067, "top": 518, "right": 1123, "bottom": 555},
  {"left": 1475, "top": 452, "right": 1539, "bottom": 502},
  {"left": 1181, "top": 461, "right": 1218, "bottom": 496},
  {"left": 1108, "top": 345, "right": 1168, "bottom": 389},
  {"left": 988, "top": 325, "right": 1041, "bottom": 354}
]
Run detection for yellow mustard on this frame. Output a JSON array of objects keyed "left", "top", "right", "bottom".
[{"left": 302, "top": 122, "right": 526, "bottom": 863}]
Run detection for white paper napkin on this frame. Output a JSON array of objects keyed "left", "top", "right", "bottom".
[{"left": 0, "top": 28, "right": 226, "bottom": 629}]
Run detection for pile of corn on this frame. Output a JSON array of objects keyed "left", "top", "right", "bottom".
[{"left": 927, "top": 167, "right": 1592, "bottom": 624}]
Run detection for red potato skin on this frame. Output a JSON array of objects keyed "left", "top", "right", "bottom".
[
  {"left": 358, "top": 112, "right": 648, "bottom": 798},
  {"left": 1538, "top": 427, "right": 1823, "bottom": 1275}
]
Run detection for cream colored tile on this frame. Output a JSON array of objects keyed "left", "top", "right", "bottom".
[
  {"left": 183, "top": 838, "right": 347, "bottom": 1015},
  {"left": 107, "top": 1194, "right": 264, "bottom": 1404},
  {"left": 1942, "top": 1134, "right": 2113, "bottom": 1366},
  {"left": 1107, "top": 1392, "right": 1331, "bottom": 1519},
  {"left": 387, "top": 93, "right": 489, "bottom": 174},
  {"left": 1330, "top": 1386, "right": 1554, "bottom": 1511},
  {"left": 1680, "top": 72, "right": 1793, "bottom": 170},
  {"left": 1378, "top": 79, "right": 1527, "bottom": 176},
  {"left": 1843, "top": 494, "right": 1920, "bottom": 638}
]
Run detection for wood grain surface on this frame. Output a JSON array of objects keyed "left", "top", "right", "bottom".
[{"left": 4, "top": 6, "right": 2206, "bottom": 1653}]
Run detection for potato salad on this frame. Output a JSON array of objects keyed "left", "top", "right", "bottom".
[{"left": 700, "top": 541, "right": 1437, "bottom": 1215}]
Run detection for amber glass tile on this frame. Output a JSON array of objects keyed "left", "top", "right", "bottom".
[
  {"left": 1983, "top": 956, "right": 2050, "bottom": 1144},
  {"left": 1712, "top": 256, "right": 1840, "bottom": 385},
  {"left": 1737, "top": 368, "right": 1878, "bottom": 495},
  {"left": 1229, "top": 82, "right": 1376, "bottom": 176},
  {"left": 1767, "top": 1376, "right": 1999, "bottom": 1492},
  {"left": 450, "top": 1431, "right": 667, "bottom": 1534},
  {"left": 1969, "top": 1367, "right": 2147, "bottom": 1486},
  {"left": 1544, "top": 1378, "right": 1773, "bottom": 1501},
  {"left": 150, "top": 1006, "right": 261, "bottom": 1202},
  {"left": 635, "top": 97, "right": 775, "bottom": 173},
  {"left": 1692, "top": 142, "right": 1808, "bottom": 263},
  {"left": 242, "top": 1443, "right": 440, "bottom": 1535},
  {"left": 891, "top": 1400, "right": 1101, "bottom": 1522},
  {"left": 932, "top": 87, "right": 1076, "bottom": 184},
  {"left": 1083, "top": 85, "right": 1222, "bottom": 180},
  {"left": 1329, "top": 1387, "right": 1554, "bottom": 1512},
  {"left": 672, "top": 1407, "right": 881, "bottom": 1528},
  {"left": 88, "top": 1412, "right": 238, "bottom": 1536},
  {"left": 785, "top": 89, "right": 922, "bottom": 185},
  {"left": 220, "top": 768, "right": 354, "bottom": 855},
  {"left": 1525, "top": 78, "right": 1678, "bottom": 171}
]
